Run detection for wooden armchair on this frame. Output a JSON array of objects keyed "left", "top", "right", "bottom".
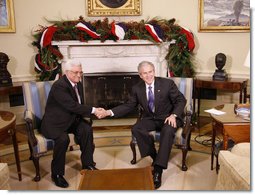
[
  {"left": 130, "top": 77, "right": 193, "bottom": 171},
  {"left": 22, "top": 81, "right": 81, "bottom": 181}
]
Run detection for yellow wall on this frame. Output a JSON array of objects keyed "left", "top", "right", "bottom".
[{"left": 0, "top": 0, "right": 250, "bottom": 81}]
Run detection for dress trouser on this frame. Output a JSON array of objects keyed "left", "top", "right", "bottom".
[
  {"left": 132, "top": 118, "right": 182, "bottom": 169},
  {"left": 51, "top": 120, "right": 94, "bottom": 176}
]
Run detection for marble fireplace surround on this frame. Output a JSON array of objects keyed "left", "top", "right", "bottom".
[
  {"left": 52, "top": 40, "right": 170, "bottom": 126},
  {"left": 52, "top": 40, "right": 169, "bottom": 77}
]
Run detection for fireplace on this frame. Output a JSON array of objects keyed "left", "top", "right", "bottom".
[{"left": 83, "top": 72, "right": 141, "bottom": 118}]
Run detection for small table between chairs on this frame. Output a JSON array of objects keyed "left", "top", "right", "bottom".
[
  {"left": 78, "top": 166, "right": 154, "bottom": 190},
  {"left": 0, "top": 110, "right": 22, "bottom": 181},
  {"left": 209, "top": 104, "right": 250, "bottom": 172}
]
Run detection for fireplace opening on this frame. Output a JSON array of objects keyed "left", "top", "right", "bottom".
[{"left": 83, "top": 72, "right": 142, "bottom": 118}]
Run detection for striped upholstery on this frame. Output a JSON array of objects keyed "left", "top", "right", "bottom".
[
  {"left": 165, "top": 77, "right": 193, "bottom": 145},
  {"left": 22, "top": 81, "right": 75, "bottom": 155},
  {"left": 23, "top": 81, "right": 53, "bottom": 130},
  {"left": 169, "top": 77, "right": 193, "bottom": 114}
]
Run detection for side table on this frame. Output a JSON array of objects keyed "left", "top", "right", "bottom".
[
  {"left": 0, "top": 84, "right": 23, "bottom": 96},
  {"left": 0, "top": 111, "right": 22, "bottom": 181},
  {"left": 193, "top": 77, "right": 248, "bottom": 116},
  {"left": 209, "top": 104, "right": 250, "bottom": 173}
]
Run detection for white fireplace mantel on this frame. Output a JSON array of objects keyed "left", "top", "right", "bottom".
[{"left": 52, "top": 40, "right": 170, "bottom": 77}]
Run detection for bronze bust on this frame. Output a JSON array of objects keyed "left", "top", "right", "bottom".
[
  {"left": 213, "top": 53, "right": 228, "bottom": 81},
  {"left": 0, "top": 52, "right": 13, "bottom": 87}
]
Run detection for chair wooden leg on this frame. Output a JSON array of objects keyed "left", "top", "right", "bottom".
[
  {"left": 130, "top": 140, "right": 137, "bottom": 164},
  {"left": 181, "top": 148, "right": 188, "bottom": 171},
  {"left": 28, "top": 143, "right": 33, "bottom": 160},
  {"left": 187, "top": 133, "right": 192, "bottom": 151},
  {"left": 31, "top": 156, "right": 41, "bottom": 182}
]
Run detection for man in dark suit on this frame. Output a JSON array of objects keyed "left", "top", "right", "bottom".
[
  {"left": 97, "top": 61, "right": 186, "bottom": 189},
  {"left": 40, "top": 59, "right": 100, "bottom": 188}
]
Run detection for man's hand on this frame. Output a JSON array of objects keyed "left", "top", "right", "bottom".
[
  {"left": 94, "top": 108, "right": 111, "bottom": 119},
  {"left": 164, "top": 114, "right": 177, "bottom": 128}
]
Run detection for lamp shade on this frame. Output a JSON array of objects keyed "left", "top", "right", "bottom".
[{"left": 243, "top": 50, "right": 250, "bottom": 68}]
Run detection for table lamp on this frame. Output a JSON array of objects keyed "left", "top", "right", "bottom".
[{"left": 243, "top": 50, "right": 250, "bottom": 68}]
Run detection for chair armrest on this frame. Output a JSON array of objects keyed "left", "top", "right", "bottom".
[
  {"left": 24, "top": 110, "right": 38, "bottom": 147},
  {"left": 24, "top": 110, "right": 33, "bottom": 121},
  {"left": 181, "top": 111, "right": 192, "bottom": 140}
]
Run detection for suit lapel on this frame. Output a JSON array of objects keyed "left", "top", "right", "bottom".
[
  {"left": 139, "top": 82, "right": 148, "bottom": 111},
  {"left": 77, "top": 82, "right": 84, "bottom": 104},
  {"left": 64, "top": 75, "right": 80, "bottom": 102}
]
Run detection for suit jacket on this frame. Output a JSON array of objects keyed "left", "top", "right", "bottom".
[
  {"left": 112, "top": 77, "right": 187, "bottom": 122},
  {"left": 40, "top": 75, "right": 92, "bottom": 139}
]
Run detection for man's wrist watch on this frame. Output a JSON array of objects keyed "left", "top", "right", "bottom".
[{"left": 172, "top": 114, "right": 177, "bottom": 118}]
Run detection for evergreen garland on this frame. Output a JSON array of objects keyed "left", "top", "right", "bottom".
[{"left": 32, "top": 16, "right": 196, "bottom": 80}]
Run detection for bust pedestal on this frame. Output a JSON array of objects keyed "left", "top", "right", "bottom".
[{"left": 213, "top": 69, "right": 228, "bottom": 81}]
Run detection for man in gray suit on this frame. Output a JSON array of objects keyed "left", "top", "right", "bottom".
[
  {"left": 40, "top": 59, "right": 101, "bottom": 188},
  {"left": 97, "top": 61, "right": 186, "bottom": 189}
]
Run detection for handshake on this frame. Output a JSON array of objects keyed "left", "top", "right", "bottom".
[{"left": 94, "top": 108, "right": 111, "bottom": 119}]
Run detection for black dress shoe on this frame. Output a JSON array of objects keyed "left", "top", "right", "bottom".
[
  {"left": 83, "top": 165, "right": 98, "bottom": 170},
  {"left": 51, "top": 175, "right": 69, "bottom": 188},
  {"left": 153, "top": 171, "right": 162, "bottom": 189}
]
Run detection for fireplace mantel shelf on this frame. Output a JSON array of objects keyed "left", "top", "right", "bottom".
[
  {"left": 52, "top": 40, "right": 163, "bottom": 46},
  {"left": 54, "top": 40, "right": 169, "bottom": 77}
]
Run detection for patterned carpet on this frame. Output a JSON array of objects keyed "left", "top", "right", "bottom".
[
  {"left": 8, "top": 145, "right": 217, "bottom": 190},
  {"left": 0, "top": 116, "right": 214, "bottom": 165},
  {"left": 0, "top": 127, "right": 213, "bottom": 166}
]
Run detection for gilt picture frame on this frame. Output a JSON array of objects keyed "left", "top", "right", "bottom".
[
  {"left": 198, "top": 0, "right": 250, "bottom": 32},
  {"left": 87, "top": 0, "right": 141, "bottom": 16},
  {"left": 0, "top": 0, "right": 15, "bottom": 32}
]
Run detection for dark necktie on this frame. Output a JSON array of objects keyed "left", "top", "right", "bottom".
[
  {"left": 74, "top": 85, "right": 81, "bottom": 104},
  {"left": 148, "top": 86, "right": 154, "bottom": 112}
]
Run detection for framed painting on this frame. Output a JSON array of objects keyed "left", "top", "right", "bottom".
[
  {"left": 0, "top": 0, "right": 15, "bottom": 32},
  {"left": 87, "top": 0, "right": 141, "bottom": 16},
  {"left": 198, "top": 0, "right": 250, "bottom": 32}
]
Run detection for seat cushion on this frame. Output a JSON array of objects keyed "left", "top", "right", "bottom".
[
  {"left": 131, "top": 127, "right": 184, "bottom": 145},
  {"left": 231, "top": 142, "right": 250, "bottom": 158},
  {"left": 32, "top": 130, "right": 76, "bottom": 155},
  {"left": 32, "top": 129, "right": 55, "bottom": 155},
  {"left": 155, "top": 127, "right": 185, "bottom": 145}
]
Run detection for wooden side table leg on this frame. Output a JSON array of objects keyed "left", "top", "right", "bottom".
[
  {"left": 197, "top": 88, "right": 201, "bottom": 117},
  {"left": 243, "top": 86, "right": 247, "bottom": 104},
  {"left": 9, "top": 128, "right": 22, "bottom": 181},
  {"left": 211, "top": 121, "right": 216, "bottom": 170},
  {"left": 239, "top": 89, "right": 243, "bottom": 103},
  {"left": 223, "top": 133, "right": 228, "bottom": 150}
]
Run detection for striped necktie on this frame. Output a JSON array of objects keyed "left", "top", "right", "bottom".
[{"left": 148, "top": 86, "right": 154, "bottom": 112}]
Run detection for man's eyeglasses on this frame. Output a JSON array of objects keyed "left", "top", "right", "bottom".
[{"left": 69, "top": 70, "right": 83, "bottom": 76}]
